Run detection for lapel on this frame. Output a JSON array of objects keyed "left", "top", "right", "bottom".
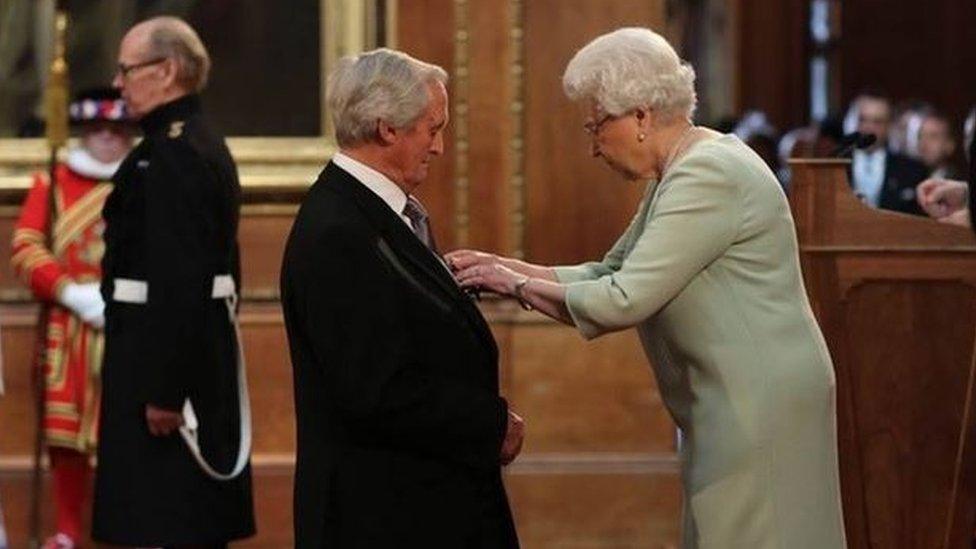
[
  {"left": 879, "top": 151, "right": 900, "bottom": 208},
  {"left": 323, "top": 162, "right": 498, "bottom": 362}
]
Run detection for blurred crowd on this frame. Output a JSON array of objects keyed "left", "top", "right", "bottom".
[{"left": 726, "top": 92, "right": 974, "bottom": 217}]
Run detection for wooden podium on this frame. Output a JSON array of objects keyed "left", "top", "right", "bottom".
[{"left": 790, "top": 159, "right": 976, "bottom": 548}]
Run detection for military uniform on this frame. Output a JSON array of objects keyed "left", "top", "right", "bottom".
[
  {"left": 11, "top": 164, "right": 111, "bottom": 451},
  {"left": 92, "top": 94, "right": 254, "bottom": 546}
]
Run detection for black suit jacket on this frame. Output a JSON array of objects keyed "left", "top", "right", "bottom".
[
  {"left": 281, "top": 162, "right": 519, "bottom": 548},
  {"left": 94, "top": 95, "right": 254, "bottom": 546},
  {"left": 849, "top": 150, "right": 928, "bottom": 216}
]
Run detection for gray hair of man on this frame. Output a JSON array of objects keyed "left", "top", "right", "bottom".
[
  {"left": 327, "top": 48, "right": 448, "bottom": 147},
  {"left": 144, "top": 17, "right": 211, "bottom": 93},
  {"left": 562, "top": 27, "right": 697, "bottom": 122}
]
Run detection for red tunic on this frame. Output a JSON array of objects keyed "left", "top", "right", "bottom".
[{"left": 11, "top": 163, "right": 112, "bottom": 452}]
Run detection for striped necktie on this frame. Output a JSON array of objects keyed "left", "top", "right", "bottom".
[{"left": 403, "top": 195, "right": 438, "bottom": 253}]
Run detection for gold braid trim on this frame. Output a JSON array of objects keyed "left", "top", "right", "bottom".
[{"left": 53, "top": 183, "right": 112, "bottom": 257}]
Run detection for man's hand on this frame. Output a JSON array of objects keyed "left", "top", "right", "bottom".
[
  {"left": 146, "top": 404, "right": 183, "bottom": 436},
  {"left": 938, "top": 207, "right": 972, "bottom": 228},
  {"left": 500, "top": 410, "right": 524, "bottom": 466},
  {"left": 917, "top": 178, "right": 968, "bottom": 220}
]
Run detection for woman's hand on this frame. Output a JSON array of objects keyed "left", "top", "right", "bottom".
[
  {"left": 447, "top": 248, "right": 523, "bottom": 298},
  {"left": 448, "top": 248, "right": 572, "bottom": 324},
  {"left": 453, "top": 260, "right": 524, "bottom": 297},
  {"left": 444, "top": 249, "right": 499, "bottom": 273}
]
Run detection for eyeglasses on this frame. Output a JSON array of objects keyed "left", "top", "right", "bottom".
[
  {"left": 583, "top": 112, "right": 616, "bottom": 136},
  {"left": 116, "top": 57, "right": 167, "bottom": 79}
]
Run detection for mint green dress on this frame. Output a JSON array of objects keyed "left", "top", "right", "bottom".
[{"left": 554, "top": 135, "right": 847, "bottom": 548}]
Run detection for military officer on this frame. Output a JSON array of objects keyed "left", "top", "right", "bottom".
[{"left": 92, "top": 16, "right": 254, "bottom": 548}]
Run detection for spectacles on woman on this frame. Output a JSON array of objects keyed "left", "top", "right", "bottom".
[{"left": 583, "top": 111, "right": 616, "bottom": 136}]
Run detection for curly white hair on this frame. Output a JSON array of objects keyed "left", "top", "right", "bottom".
[{"left": 563, "top": 27, "right": 697, "bottom": 121}]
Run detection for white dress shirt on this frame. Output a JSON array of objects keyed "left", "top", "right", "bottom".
[
  {"left": 332, "top": 152, "right": 456, "bottom": 278},
  {"left": 852, "top": 149, "right": 887, "bottom": 207},
  {"left": 332, "top": 151, "right": 415, "bottom": 230}
]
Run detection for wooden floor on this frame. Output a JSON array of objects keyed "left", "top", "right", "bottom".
[{"left": 0, "top": 462, "right": 681, "bottom": 548}]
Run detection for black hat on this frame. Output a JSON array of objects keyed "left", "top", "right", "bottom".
[{"left": 69, "top": 87, "right": 131, "bottom": 125}]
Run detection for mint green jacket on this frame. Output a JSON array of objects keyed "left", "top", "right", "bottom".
[{"left": 555, "top": 135, "right": 847, "bottom": 548}]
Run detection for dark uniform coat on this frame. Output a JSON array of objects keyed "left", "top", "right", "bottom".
[
  {"left": 92, "top": 95, "right": 254, "bottom": 546},
  {"left": 280, "top": 162, "right": 520, "bottom": 548}
]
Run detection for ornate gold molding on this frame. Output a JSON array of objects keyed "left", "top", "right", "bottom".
[
  {"left": 384, "top": 0, "right": 399, "bottom": 49},
  {"left": 509, "top": 0, "right": 526, "bottom": 258},
  {"left": 0, "top": 137, "right": 333, "bottom": 205},
  {"left": 453, "top": 0, "right": 471, "bottom": 247},
  {"left": 0, "top": 0, "right": 397, "bottom": 202}
]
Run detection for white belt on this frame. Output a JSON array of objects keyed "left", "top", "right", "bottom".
[
  {"left": 111, "top": 275, "right": 251, "bottom": 481},
  {"left": 112, "top": 275, "right": 237, "bottom": 303}
]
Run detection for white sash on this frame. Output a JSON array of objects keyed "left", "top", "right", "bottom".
[{"left": 112, "top": 275, "right": 251, "bottom": 481}]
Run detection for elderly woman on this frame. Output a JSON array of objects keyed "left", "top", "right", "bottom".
[{"left": 448, "top": 28, "right": 846, "bottom": 548}]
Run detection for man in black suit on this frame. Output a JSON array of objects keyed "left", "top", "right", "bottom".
[
  {"left": 916, "top": 108, "right": 974, "bottom": 227},
  {"left": 94, "top": 17, "right": 254, "bottom": 548},
  {"left": 849, "top": 93, "right": 929, "bottom": 215},
  {"left": 280, "top": 48, "right": 523, "bottom": 548}
]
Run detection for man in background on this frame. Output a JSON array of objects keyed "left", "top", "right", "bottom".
[
  {"left": 916, "top": 112, "right": 962, "bottom": 179},
  {"left": 281, "top": 48, "right": 522, "bottom": 548},
  {"left": 849, "top": 92, "right": 929, "bottom": 215},
  {"left": 916, "top": 108, "right": 975, "bottom": 228},
  {"left": 93, "top": 16, "right": 253, "bottom": 548}
]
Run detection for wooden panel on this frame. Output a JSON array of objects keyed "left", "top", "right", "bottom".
[
  {"left": 239, "top": 305, "right": 295, "bottom": 455},
  {"left": 789, "top": 159, "right": 976, "bottom": 248},
  {"left": 0, "top": 462, "right": 294, "bottom": 548},
  {"left": 790, "top": 159, "right": 976, "bottom": 549},
  {"left": 505, "top": 471, "right": 681, "bottom": 548},
  {"left": 0, "top": 468, "right": 56, "bottom": 547},
  {"left": 465, "top": 0, "right": 517, "bottom": 252},
  {"left": 0, "top": 203, "right": 297, "bottom": 302},
  {"left": 494, "top": 319, "right": 673, "bottom": 454},
  {"left": 0, "top": 463, "right": 681, "bottom": 549},
  {"left": 1, "top": 309, "right": 680, "bottom": 547},
  {"left": 0, "top": 303, "right": 294, "bottom": 456},
  {"left": 841, "top": 0, "right": 976, "bottom": 129},
  {"left": 0, "top": 211, "right": 22, "bottom": 299},
  {"left": 523, "top": 0, "right": 664, "bottom": 265},
  {"left": 841, "top": 281, "right": 976, "bottom": 547},
  {"left": 731, "top": 0, "right": 809, "bottom": 129},
  {"left": 0, "top": 309, "right": 38, "bottom": 455},
  {"left": 395, "top": 0, "right": 458, "bottom": 252},
  {"left": 238, "top": 207, "right": 296, "bottom": 300}
]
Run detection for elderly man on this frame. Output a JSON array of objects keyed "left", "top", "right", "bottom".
[
  {"left": 92, "top": 16, "right": 253, "bottom": 548},
  {"left": 280, "top": 48, "right": 522, "bottom": 548}
]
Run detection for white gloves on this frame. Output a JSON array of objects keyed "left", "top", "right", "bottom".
[{"left": 59, "top": 282, "right": 105, "bottom": 329}]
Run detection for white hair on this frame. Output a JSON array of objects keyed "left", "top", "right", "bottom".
[
  {"left": 562, "top": 28, "right": 696, "bottom": 121},
  {"left": 327, "top": 48, "right": 448, "bottom": 147},
  {"left": 144, "top": 17, "right": 211, "bottom": 93}
]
